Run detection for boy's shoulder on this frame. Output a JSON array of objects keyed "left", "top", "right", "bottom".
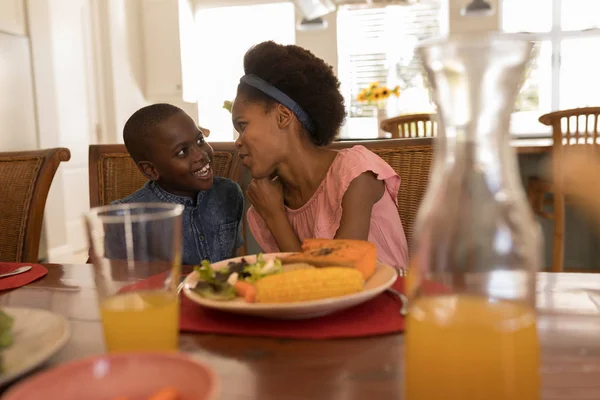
[
  {"left": 211, "top": 177, "right": 243, "bottom": 198},
  {"left": 111, "top": 181, "right": 158, "bottom": 205},
  {"left": 111, "top": 178, "right": 243, "bottom": 207},
  {"left": 208, "top": 177, "right": 244, "bottom": 212}
]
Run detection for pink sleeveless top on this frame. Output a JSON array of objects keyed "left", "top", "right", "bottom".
[{"left": 247, "top": 145, "right": 409, "bottom": 270}]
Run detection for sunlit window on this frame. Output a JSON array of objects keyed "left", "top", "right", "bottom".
[
  {"left": 337, "top": 2, "right": 442, "bottom": 138},
  {"left": 503, "top": 0, "right": 600, "bottom": 135},
  {"left": 194, "top": 3, "right": 295, "bottom": 142}
]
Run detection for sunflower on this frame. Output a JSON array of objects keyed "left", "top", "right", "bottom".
[{"left": 357, "top": 82, "right": 400, "bottom": 105}]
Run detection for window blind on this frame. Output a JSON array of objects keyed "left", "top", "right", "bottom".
[{"left": 337, "top": 1, "right": 441, "bottom": 117}]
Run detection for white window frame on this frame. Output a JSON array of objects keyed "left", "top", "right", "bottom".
[
  {"left": 336, "top": 2, "right": 443, "bottom": 138},
  {"left": 192, "top": 1, "right": 296, "bottom": 142},
  {"left": 502, "top": 0, "right": 600, "bottom": 112}
]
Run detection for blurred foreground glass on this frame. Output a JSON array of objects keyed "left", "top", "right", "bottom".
[
  {"left": 405, "top": 34, "right": 542, "bottom": 400},
  {"left": 84, "top": 203, "right": 183, "bottom": 353}
]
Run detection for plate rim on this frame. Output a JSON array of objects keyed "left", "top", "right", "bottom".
[
  {"left": 182, "top": 252, "right": 398, "bottom": 311},
  {"left": 2, "top": 351, "right": 219, "bottom": 400},
  {"left": 0, "top": 307, "right": 71, "bottom": 387}
]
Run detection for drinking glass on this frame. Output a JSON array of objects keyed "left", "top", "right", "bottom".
[{"left": 84, "top": 203, "right": 183, "bottom": 353}]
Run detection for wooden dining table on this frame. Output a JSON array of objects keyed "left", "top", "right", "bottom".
[
  {"left": 1, "top": 263, "right": 599, "bottom": 399},
  {"left": 511, "top": 138, "right": 552, "bottom": 154}
]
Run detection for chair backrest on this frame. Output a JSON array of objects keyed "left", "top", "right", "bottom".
[
  {"left": 538, "top": 107, "right": 600, "bottom": 273},
  {"left": 540, "top": 107, "right": 600, "bottom": 190},
  {"left": 380, "top": 113, "right": 437, "bottom": 139},
  {"left": 89, "top": 143, "right": 240, "bottom": 207},
  {"left": 539, "top": 107, "right": 600, "bottom": 148},
  {"left": 330, "top": 138, "right": 434, "bottom": 250},
  {"left": 0, "top": 148, "right": 71, "bottom": 262}
]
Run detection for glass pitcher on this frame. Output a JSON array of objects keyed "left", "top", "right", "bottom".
[{"left": 404, "top": 34, "right": 542, "bottom": 400}]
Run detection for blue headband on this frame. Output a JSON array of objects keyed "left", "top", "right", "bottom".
[{"left": 240, "top": 74, "right": 316, "bottom": 133}]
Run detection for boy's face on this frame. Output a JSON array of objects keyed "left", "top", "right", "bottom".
[{"left": 141, "top": 111, "right": 215, "bottom": 198}]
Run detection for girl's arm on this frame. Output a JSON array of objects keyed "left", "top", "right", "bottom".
[
  {"left": 334, "top": 172, "right": 385, "bottom": 240},
  {"left": 261, "top": 211, "right": 302, "bottom": 252}
]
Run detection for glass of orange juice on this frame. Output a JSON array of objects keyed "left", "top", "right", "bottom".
[
  {"left": 84, "top": 203, "right": 183, "bottom": 353},
  {"left": 406, "top": 34, "right": 542, "bottom": 400}
]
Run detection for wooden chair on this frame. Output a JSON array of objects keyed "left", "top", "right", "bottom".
[
  {"left": 527, "top": 107, "right": 600, "bottom": 272},
  {"left": 0, "top": 148, "right": 71, "bottom": 262},
  {"left": 331, "top": 138, "right": 434, "bottom": 250},
  {"left": 88, "top": 143, "right": 245, "bottom": 257},
  {"left": 380, "top": 113, "right": 437, "bottom": 139},
  {"left": 89, "top": 143, "right": 241, "bottom": 207}
]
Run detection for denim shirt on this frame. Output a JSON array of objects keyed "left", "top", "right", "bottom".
[{"left": 112, "top": 177, "right": 244, "bottom": 265}]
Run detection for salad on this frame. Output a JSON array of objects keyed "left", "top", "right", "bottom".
[
  {"left": 192, "top": 254, "right": 283, "bottom": 301},
  {"left": 0, "top": 309, "right": 13, "bottom": 349}
]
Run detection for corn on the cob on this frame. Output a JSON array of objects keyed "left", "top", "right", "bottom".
[{"left": 255, "top": 267, "right": 364, "bottom": 303}]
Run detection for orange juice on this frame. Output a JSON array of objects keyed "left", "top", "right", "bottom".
[
  {"left": 405, "top": 295, "right": 539, "bottom": 400},
  {"left": 100, "top": 290, "right": 179, "bottom": 352}
]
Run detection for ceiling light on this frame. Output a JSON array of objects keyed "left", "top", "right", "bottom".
[
  {"left": 461, "top": 0, "right": 495, "bottom": 16},
  {"left": 294, "top": 0, "right": 336, "bottom": 21}
]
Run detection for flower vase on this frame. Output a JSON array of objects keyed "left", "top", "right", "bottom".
[{"left": 376, "top": 107, "right": 388, "bottom": 138}]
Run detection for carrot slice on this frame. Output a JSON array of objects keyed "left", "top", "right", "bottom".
[
  {"left": 148, "top": 387, "right": 180, "bottom": 400},
  {"left": 234, "top": 281, "right": 256, "bottom": 303}
]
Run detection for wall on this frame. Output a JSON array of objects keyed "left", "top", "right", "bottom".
[
  {"left": 98, "top": 0, "right": 198, "bottom": 143},
  {"left": 448, "top": 0, "right": 500, "bottom": 34},
  {"left": 96, "top": 0, "right": 148, "bottom": 143},
  {"left": 295, "top": 12, "right": 338, "bottom": 75},
  {"left": 27, "top": 0, "right": 102, "bottom": 260},
  {"left": 0, "top": 33, "right": 38, "bottom": 152},
  {"left": 0, "top": 0, "right": 27, "bottom": 36},
  {"left": 27, "top": 0, "right": 68, "bottom": 260},
  {"left": 0, "top": 0, "right": 38, "bottom": 152}
]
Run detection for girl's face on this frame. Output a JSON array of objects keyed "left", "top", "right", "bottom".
[{"left": 232, "top": 94, "right": 288, "bottom": 179}]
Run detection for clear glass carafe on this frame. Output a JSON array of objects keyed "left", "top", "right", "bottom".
[{"left": 404, "top": 34, "right": 542, "bottom": 400}]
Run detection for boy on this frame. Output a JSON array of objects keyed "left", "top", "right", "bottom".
[{"left": 111, "top": 103, "right": 244, "bottom": 265}]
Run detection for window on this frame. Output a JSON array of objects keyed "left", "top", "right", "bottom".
[
  {"left": 503, "top": 0, "right": 600, "bottom": 135},
  {"left": 337, "top": 2, "right": 442, "bottom": 138},
  {"left": 194, "top": 3, "right": 295, "bottom": 142}
]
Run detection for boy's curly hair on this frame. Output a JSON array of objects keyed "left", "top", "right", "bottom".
[
  {"left": 238, "top": 41, "right": 346, "bottom": 146},
  {"left": 123, "top": 103, "right": 183, "bottom": 163}
]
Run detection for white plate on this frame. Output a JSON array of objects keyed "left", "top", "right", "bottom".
[
  {"left": 0, "top": 307, "right": 70, "bottom": 387},
  {"left": 183, "top": 253, "right": 398, "bottom": 320}
]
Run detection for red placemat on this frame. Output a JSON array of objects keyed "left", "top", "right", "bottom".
[
  {"left": 0, "top": 263, "right": 48, "bottom": 291},
  {"left": 120, "top": 273, "right": 446, "bottom": 340},
  {"left": 178, "top": 278, "right": 405, "bottom": 339}
]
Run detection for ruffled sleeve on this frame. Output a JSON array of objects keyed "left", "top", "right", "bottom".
[{"left": 314, "top": 145, "right": 400, "bottom": 238}]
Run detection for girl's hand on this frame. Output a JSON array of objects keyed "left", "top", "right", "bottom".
[{"left": 247, "top": 177, "right": 285, "bottom": 220}]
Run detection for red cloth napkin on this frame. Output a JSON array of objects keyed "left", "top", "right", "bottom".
[
  {"left": 120, "top": 272, "right": 417, "bottom": 339},
  {"left": 0, "top": 263, "right": 48, "bottom": 291}
]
